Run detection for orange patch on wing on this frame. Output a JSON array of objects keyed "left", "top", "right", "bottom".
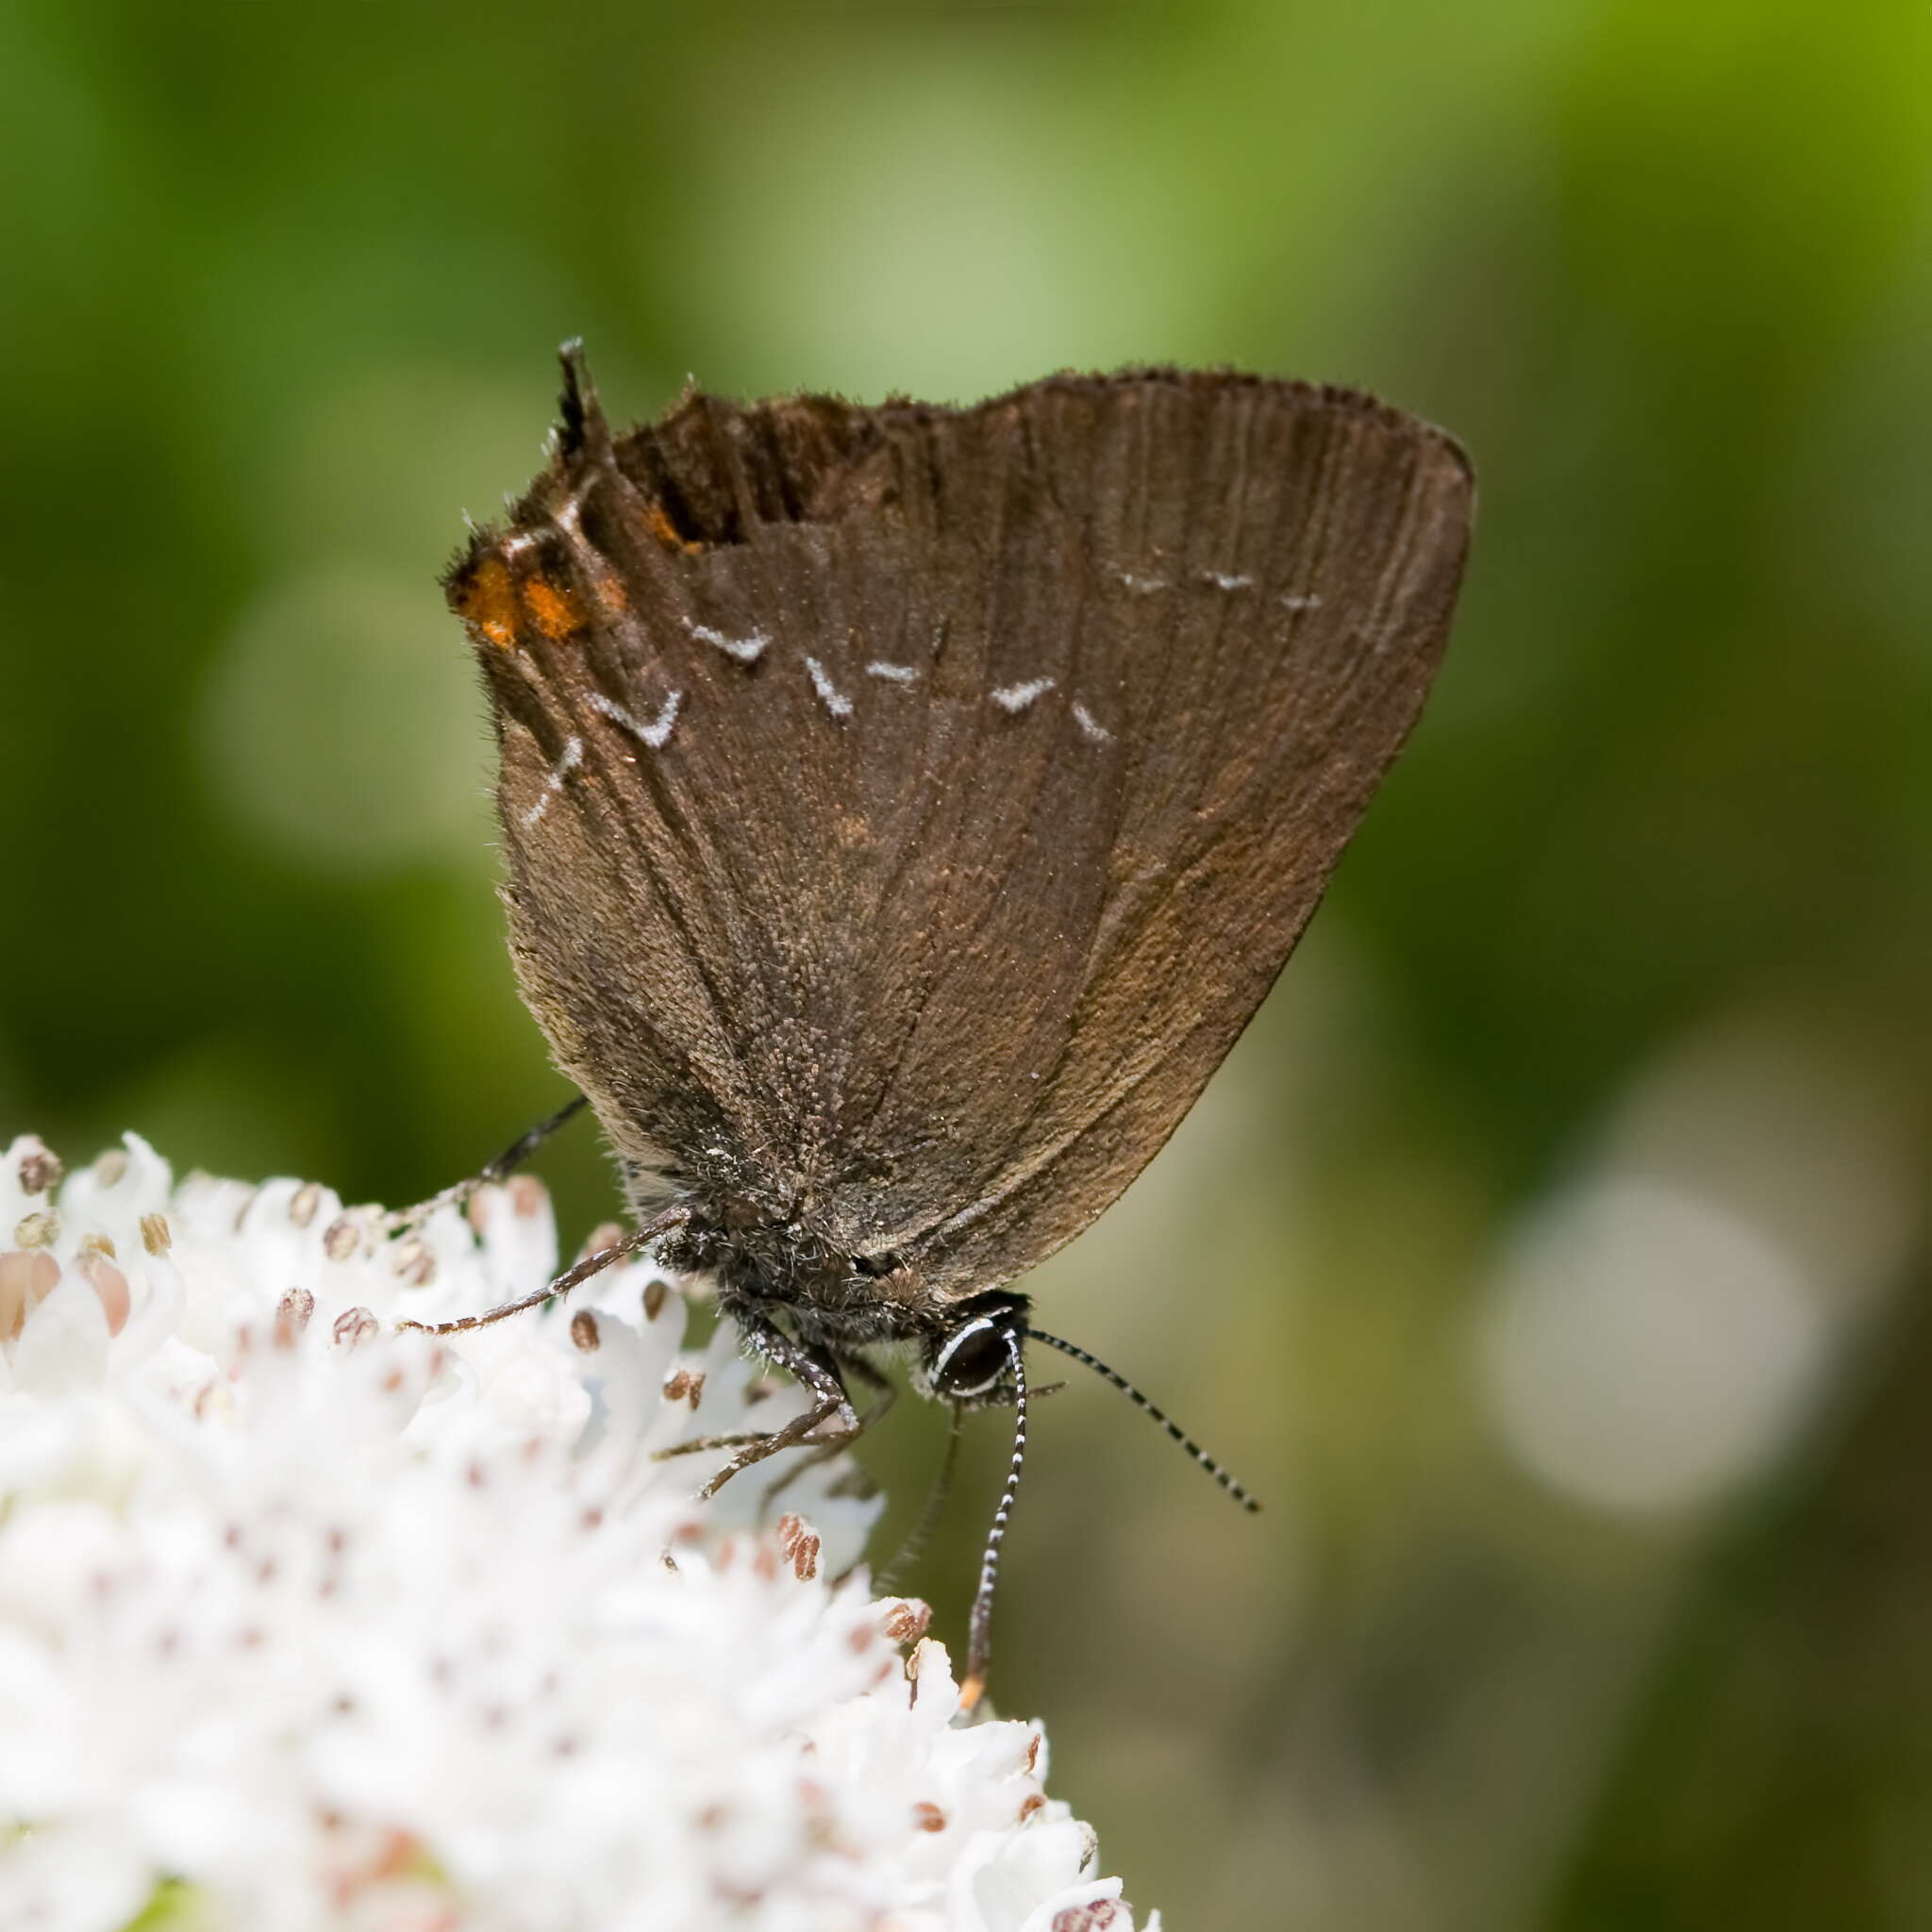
[
  {"left": 643, "top": 501, "right": 703, "bottom": 553},
  {"left": 523, "top": 575, "right": 584, "bottom": 641},
  {"left": 454, "top": 554, "right": 522, "bottom": 651}
]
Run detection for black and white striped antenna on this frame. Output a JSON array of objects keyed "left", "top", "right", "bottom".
[
  {"left": 1026, "top": 1326, "right": 1262, "bottom": 1514},
  {"left": 957, "top": 1322, "right": 1260, "bottom": 1716},
  {"left": 959, "top": 1327, "right": 1029, "bottom": 1713}
]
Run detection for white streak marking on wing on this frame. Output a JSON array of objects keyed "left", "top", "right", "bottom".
[
  {"left": 803, "top": 656, "right": 854, "bottom": 720},
  {"left": 1278, "top": 591, "right": 1324, "bottom": 612},
  {"left": 687, "top": 620, "right": 769, "bottom": 664},
  {"left": 1201, "top": 570, "right": 1253, "bottom": 591},
  {"left": 1114, "top": 571, "right": 1167, "bottom": 595},
  {"left": 991, "top": 677, "right": 1057, "bottom": 714},
  {"left": 866, "top": 661, "right": 919, "bottom": 684},
  {"left": 1071, "top": 702, "right": 1113, "bottom": 744},
  {"left": 588, "top": 690, "right": 682, "bottom": 750},
  {"left": 521, "top": 736, "right": 584, "bottom": 827}
]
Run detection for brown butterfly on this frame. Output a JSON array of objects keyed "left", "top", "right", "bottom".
[{"left": 410, "top": 351, "right": 1474, "bottom": 1701}]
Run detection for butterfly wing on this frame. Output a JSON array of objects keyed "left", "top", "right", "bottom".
[{"left": 455, "top": 359, "right": 1472, "bottom": 1291}]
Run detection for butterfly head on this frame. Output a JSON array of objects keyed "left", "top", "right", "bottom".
[{"left": 920, "top": 1291, "right": 1030, "bottom": 1407}]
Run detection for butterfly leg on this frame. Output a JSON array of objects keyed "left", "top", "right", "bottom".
[
  {"left": 652, "top": 1431, "right": 770, "bottom": 1458},
  {"left": 681, "top": 1318, "right": 859, "bottom": 1502},
  {"left": 395, "top": 1204, "right": 685, "bottom": 1336},
  {"left": 874, "top": 1405, "right": 965, "bottom": 1595},
  {"left": 758, "top": 1353, "right": 895, "bottom": 1516},
  {"left": 654, "top": 1347, "right": 875, "bottom": 1465},
  {"left": 653, "top": 1374, "right": 890, "bottom": 1488},
  {"left": 381, "top": 1095, "right": 590, "bottom": 1236}
]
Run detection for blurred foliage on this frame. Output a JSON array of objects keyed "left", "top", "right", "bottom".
[{"left": 2, "top": 1, "right": 1927, "bottom": 1924}]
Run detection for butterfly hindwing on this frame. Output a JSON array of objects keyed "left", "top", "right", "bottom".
[{"left": 454, "top": 364, "right": 1472, "bottom": 1291}]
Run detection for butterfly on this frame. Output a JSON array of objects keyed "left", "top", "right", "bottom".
[{"left": 413, "top": 350, "right": 1473, "bottom": 1700}]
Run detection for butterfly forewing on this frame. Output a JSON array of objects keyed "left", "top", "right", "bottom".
[{"left": 455, "top": 365, "right": 1472, "bottom": 1295}]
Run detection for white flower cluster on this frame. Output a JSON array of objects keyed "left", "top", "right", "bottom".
[{"left": 0, "top": 1134, "right": 1154, "bottom": 1932}]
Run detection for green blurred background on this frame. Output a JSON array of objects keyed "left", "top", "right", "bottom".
[{"left": 4, "top": 1, "right": 1929, "bottom": 1923}]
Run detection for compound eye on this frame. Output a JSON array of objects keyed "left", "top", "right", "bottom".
[{"left": 931, "top": 1318, "right": 1011, "bottom": 1398}]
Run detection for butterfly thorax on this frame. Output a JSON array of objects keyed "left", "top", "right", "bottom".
[{"left": 659, "top": 1202, "right": 942, "bottom": 1354}]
